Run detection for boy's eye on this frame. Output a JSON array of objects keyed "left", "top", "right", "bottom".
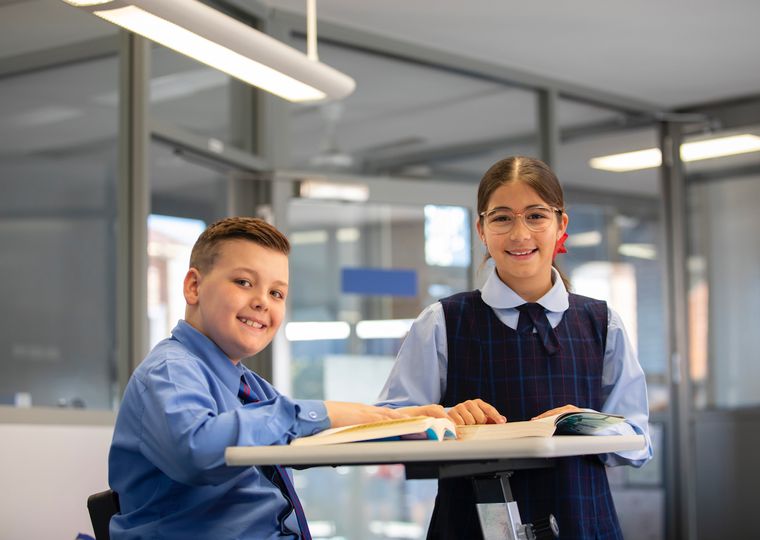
[
  {"left": 271, "top": 290, "right": 284, "bottom": 300},
  {"left": 235, "top": 279, "right": 252, "bottom": 287}
]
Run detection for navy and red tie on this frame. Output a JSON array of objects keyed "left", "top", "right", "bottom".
[{"left": 238, "top": 376, "right": 312, "bottom": 540}]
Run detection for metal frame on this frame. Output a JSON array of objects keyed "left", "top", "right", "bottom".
[{"left": 659, "top": 122, "right": 697, "bottom": 540}]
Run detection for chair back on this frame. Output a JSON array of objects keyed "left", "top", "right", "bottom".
[{"left": 87, "top": 489, "right": 120, "bottom": 540}]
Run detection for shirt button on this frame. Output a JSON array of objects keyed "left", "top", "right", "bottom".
[{"left": 308, "top": 411, "right": 318, "bottom": 419}]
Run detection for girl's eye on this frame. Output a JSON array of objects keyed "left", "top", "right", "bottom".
[
  {"left": 491, "top": 214, "right": 512, "bottom": 223},
  {"left": 271, "top": 290, "right": 284, "bottom": 300}
]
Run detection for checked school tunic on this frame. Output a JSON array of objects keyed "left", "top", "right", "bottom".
[{"left": 427, "top": 290, "right": 624, "bottom": 540}]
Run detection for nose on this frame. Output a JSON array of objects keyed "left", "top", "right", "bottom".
[
  {"left": 250, "top": 288, "right": 268, "bottom": 311},
  {"left": 508, "top": 214, "right": 531, "bottom": 240}
]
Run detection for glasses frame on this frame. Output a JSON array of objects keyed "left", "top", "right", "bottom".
[{"left": 478, "top": 205, "right": 563, "bottom": 234}]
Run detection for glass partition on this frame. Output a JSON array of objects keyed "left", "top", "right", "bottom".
[
  {"left": 684, "top": 125, "right": 760, "bottom": 409},
  {"left": 286, "top": 196, "right": 471, "bottom": 539},
  {"left": 0, "top": 48, "right": 120, "bottom": 408},
  {"left": 288, "top": 39, "right": 538, "bottom": 181},
  {"left": 556, "top": 98, "right": 666, "bottom": 540}
]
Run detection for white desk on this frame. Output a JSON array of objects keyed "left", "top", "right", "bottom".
[
  {"left": 226, "top": 434, "right": 644, "bottom": 467},
  {"left": 226, "top": 435, "right": 645, "bottom": 540}
]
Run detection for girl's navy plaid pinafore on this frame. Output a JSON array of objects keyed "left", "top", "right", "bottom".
[{"left": 427, "top": 290, "right": 623, "bottom": 540}]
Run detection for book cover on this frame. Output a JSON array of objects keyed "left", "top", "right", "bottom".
[
  {"left": 456, "top": 410, "right": 625, "bottom": 441},
  {"left": 290, "top": 415, "right": 457, "bottom": 447}
]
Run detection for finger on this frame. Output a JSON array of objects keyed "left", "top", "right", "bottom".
[
  {"left": 532, "top": 404, "right": 576, "bottom": 420},
  {"left": 419, "top": 405, "right": 447, "bottom": 418},
  {"left": 447, "top": 409, "right": 464, "bottom": 425},
  {"left": 476, "top": 401, "right": 506, "bottom": 424},
  {"left": 463, "top": 400, "right": 488, "bottom": 424},
  {"left": 456, "top": 406, "right": 477, "bottom": 425}
]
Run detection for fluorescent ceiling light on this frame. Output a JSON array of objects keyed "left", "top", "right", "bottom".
[
  {"left": 565, "top": 231, "right": 602, "bottom": 248},
  {"left": 290, "top": 230, "right": 328, "bottom": 245},
  {"left": 618, "top": 243, "right": 657, "bottom": 260},
  {"left": 355, "top": 319, "right": 414, "bottom": 340},
  {"left": 299, "top": 179, "right": 369, "bottom": 202},
  {"left": 61, "top": 0, "right": 355, "bottom": 102},
  {"left": 285, "top": 321, "right": 350, "bottom": 341},
  {"left": 589, "top": 134, "right": 760, "bottom": 172}
]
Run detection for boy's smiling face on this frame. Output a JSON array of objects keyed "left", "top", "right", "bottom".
[{"left": 183, "top": 239, "right": 288, "bottom": 363}]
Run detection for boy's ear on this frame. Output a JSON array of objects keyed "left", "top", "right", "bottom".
[{"left": 183, "top": 268, "right": 202, "bottom": 305}]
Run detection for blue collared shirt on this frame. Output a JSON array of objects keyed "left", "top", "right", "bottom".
[
  {"left": 377, "top": 266, "right": 653, "bottom": 467},
  {"left": 109, "top": 320, "right": 330, "bottom": 539}
]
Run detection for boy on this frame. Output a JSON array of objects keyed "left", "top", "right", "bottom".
[{"left": 109, "top": 217, "right": 444, "bottom": 539}]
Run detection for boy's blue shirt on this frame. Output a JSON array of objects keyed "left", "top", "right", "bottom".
[{"left": 109, "top": 320, "right": 329, "bottom": 539}]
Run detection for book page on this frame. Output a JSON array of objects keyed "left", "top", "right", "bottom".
[
  {"left": 554, "top": 411, "right": 625, "bottom": 435},
  {"left": 290, "top": 416, "right": 455, "bottom": 446},
  {"left": 456, "top": 418, "right": 556, "bottom": 441}
]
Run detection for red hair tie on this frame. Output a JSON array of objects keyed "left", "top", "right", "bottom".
[{"left": 553, "top": 232, "right": 568, "bottom": 260}]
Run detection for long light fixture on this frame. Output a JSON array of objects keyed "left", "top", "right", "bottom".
[
  {"left": 61, "top": 0, "right": 355, "bottom": 102},
  {"left": 285, "top": 321, "right": 350, "bottom": 341},
  {"left": 356, "top": 319, "right": 414, "bottom": 340},
  {"left": 590, "top": 134, "right": 760, "bottom": 172}
]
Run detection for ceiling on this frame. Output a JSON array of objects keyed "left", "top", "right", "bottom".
[
  {"left": 262, "top": 0, "right": 760, "bottom": 109},
  {"left": 1, "top": 0, "right": 759, "bottom": 201}
]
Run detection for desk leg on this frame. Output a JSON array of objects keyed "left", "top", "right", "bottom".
[{"left": 472, "top": 472, "right": 525, "bottom": 540}]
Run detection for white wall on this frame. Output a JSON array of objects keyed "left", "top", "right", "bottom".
[{"left": 0, "top": 420, "right": 113, "bottom": 540}]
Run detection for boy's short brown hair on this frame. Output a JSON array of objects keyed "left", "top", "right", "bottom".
[{"left": 190, "top": 217, "right": 290, "bottom": 273}]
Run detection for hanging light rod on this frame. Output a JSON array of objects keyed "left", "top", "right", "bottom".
[{"left": 61, "top": 0, "right": 355, "bottom": 103}]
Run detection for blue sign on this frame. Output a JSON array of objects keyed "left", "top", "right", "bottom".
[{"left": 341, "top": 267, "right": 418, "bottom": 297}]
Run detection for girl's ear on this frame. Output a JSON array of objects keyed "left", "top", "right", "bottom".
[
  {"left": 557, "top": 212, "right": 569, "bottom": 239},
  {"left": 183, "top": 268, "right": 202, "bottom": 305},
  {"left": 476, "top": 218, "right": 486, "bottom": 244}
]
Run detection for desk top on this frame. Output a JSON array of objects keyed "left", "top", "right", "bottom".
[{"left": 225, "top": 434, "right": 645, "bottom": 467}]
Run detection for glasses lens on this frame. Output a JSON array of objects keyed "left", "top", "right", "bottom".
[
  {"left": 485, "top": 207, "right": 555, "bottom": 233},
  {"left": 523, "top": 207, "right": 554, "bottom": 231},
  {"left": 486, "top": 210, "right": 514, "bottom": 232}
]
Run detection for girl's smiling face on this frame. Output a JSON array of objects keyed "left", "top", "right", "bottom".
[{"left": 477, "top": 180, "right": 568, "bottom": 301}]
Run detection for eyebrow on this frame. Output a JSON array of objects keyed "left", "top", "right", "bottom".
[{"left": 487, "top": 204, "right": 549, "bottom": 212}]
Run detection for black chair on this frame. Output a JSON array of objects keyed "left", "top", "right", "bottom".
[{"left": 87, "top": 489, "right": 120, "bottom": 540}]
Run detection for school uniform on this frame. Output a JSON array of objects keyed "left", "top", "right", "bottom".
[
  {"left": 378, "top": 266, "right": 652, "bottom": 539},
  {"left": 110, "top": 320, "right": 330, "bottom": 539}
]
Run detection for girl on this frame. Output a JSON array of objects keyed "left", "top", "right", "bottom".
[{"left": 378, "top": 156, "right": 652, "bottom": 539}]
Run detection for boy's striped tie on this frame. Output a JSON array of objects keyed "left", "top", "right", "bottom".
[{"left": 238, "top": 376, "right": 312, "bottom": 540}]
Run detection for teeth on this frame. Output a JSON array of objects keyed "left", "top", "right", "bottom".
[
  {"left": 240, "top": 318, "right": 263, "bottom": 329},
  {"left": 510, "top": 250, "right": 534, "bottom": 255}
]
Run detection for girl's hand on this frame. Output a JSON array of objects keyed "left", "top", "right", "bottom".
[
  {"left": 531, "top": 404, "right": 582, "bottom": 420},
  {"left": 447, "top": 399, "right": 506, "bottom": 425}
]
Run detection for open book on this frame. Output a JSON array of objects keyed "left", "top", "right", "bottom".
[
  {"left": 457, "top": 409, "right": 625, "bottom": 441},
  {"left": 290, "top": 415, "right": 457, "bottom": 447}
]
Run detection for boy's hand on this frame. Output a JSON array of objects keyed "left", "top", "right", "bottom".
[
  {"left": 324, "top": 401, "right": 406, "bottom": 428},
  {"left": 531, "top": 404, "right": 582, "bottom": 420},
  {"left": 396, "top": 404, "right": 448, "bottom": 419},
  {"left": 448, "top": 399, "right": 506, "bottom": 425}
]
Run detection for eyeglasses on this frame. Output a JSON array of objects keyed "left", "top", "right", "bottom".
[{"left": 479, "top": 205, "right": 562, "bottom": 234}]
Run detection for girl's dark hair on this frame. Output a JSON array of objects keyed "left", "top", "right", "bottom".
[{"left": 477, "top": 156, "right": 571, "bottom": 290}]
